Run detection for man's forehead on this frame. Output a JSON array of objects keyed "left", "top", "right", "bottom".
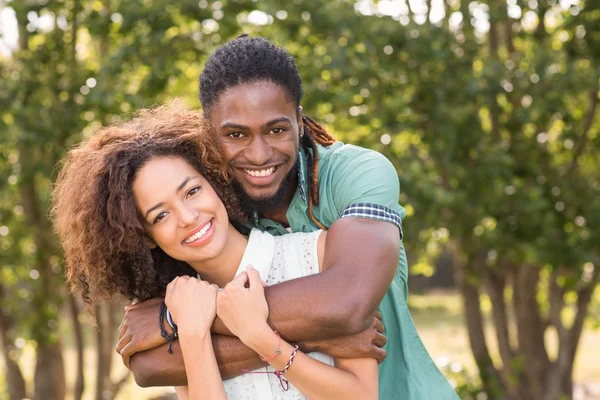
[{"left": 215, "top": 82, "right": 297, "bottom": 121}]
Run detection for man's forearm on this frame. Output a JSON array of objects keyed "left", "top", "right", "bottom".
[
  {"left": 131, "top": 334, "right": 265, "bottom": 387},
  {"left": 213, "top": 220, "right": 399, "bottom": 343}
]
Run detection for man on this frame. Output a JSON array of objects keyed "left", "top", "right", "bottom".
[{"left": 117, "top": 35, "right": 458, "bottom": 399}]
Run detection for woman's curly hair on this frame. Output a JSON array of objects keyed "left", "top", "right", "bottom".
[{"left": 52, "top": 101, "right": 247, "bottom": 311}]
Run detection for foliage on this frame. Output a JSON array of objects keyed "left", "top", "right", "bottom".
[{"left": 0, "top": 0, "right": 598, "bottom": 399}]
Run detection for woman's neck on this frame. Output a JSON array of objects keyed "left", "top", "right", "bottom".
[{"left": 188, "top": 224, "right": 248, "bottom": 288}]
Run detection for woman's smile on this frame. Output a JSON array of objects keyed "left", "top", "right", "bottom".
[{"left": 182, "top": 218, "right": 215, "bottom": 247}]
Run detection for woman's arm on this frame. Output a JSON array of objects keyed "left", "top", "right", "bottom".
[
  {"left": 165, "top": 276, "right": 227, "bottom": 400},
  {"left": 218, "top": 266, "right": 377, "bottom": 400},
  {"left": 248, "top": 326, "right": 378, "bottom": 400},
  {"left": 178, "top": 330, "right": 226, "bottom": 400}
]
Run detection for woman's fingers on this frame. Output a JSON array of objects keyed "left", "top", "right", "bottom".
[
  {"left": 246, "top": 266, "right": 264, "bottom": 293},
  {"left": 228, "top": 271, "right": 248, "bottom": 288}
]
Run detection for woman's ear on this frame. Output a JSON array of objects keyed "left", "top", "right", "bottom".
[{"left": 145, "top": 235, "right": 157, "bottom": 249}]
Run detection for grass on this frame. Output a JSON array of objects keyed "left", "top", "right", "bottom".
[{"left": 1, "top": 290, "right": 598, "bottom": 400}]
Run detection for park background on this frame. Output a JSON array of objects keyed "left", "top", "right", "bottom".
[{"left": 0, "top": 0, "right": 599, "bottom": 399}]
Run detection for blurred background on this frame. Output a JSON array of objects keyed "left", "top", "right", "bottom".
[{"left": 0, "top": 0, "right": 599, "bottom": 399}]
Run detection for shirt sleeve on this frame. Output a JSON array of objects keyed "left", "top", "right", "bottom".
[
  {"left": 325, "top": 145, "right": 409, "bottom": 299},
  {"left": 327, "top": 146, "right": 405, "bottom": 236}
]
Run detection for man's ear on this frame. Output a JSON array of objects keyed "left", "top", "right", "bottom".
[
  {"left": 298, "top": 106, "right": 304, "bottom": 136},
  {"left": 144, "top": 235, "right": 157, "bottom": 249}
]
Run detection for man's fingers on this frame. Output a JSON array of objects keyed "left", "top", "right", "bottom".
[
  {"left": 375, "top": 348, "right": 387, "bottom": 364},
  {"left": 375, "top": 311, "right": 382, "bottom": 321},
  {"left": 115, "top": 333, "right": 130, "bottom": 354},
  {"left": 120, "top": 344, "right": 132, "bottom": 370},
  {"left": 374, "top": 317, "right": 385, "bottom": 334},
  {"left": 374, "top": 330, "right": 387, "bottom": 348}
]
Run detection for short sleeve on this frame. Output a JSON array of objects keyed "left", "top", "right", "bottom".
[{"left": 326, "top": 146, "right": 405, "bottom": 235}]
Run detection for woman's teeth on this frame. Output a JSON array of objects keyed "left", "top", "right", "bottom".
[
  {"left": 184, "top": 221, "right": 212, "bottom": 244},
  {"left": 244, "top": 167, "right": 276, "bottom": 177}
]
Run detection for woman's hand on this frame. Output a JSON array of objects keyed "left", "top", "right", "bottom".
[
  {"left": 165, "top": 276, "right": 218, "bottom": 336},
  {"left": 217, "top": 266, "right": 269, "bottom": 345}
]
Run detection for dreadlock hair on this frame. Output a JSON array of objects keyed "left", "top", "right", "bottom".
[{"left": 199, "top": 35, "right": 336, "bottom": 229}]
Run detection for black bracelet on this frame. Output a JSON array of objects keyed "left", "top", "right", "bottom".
[{"left": 159, "top": 301, "right": 178, "bottom": 354}]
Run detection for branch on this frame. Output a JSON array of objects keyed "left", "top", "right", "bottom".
[
  {"left": 484, "top": 269, "right": 514, "bottom": 368},
  {"left": 568, "top": 267, "right": 599, "bottom": 365},
  {"left": 567, "top": 88, "right": 598, "bottom": 174},
  {"left": 548, "top": 269, "right": 567, "bottom": 338}
]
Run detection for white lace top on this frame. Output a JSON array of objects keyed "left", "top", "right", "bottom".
[{"left": 222, "top": 229, "right": 334, "bottom": 399}]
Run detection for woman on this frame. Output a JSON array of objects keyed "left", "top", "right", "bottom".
[{"left": 52, "top": 102, "right": 377, "bottom": 399}]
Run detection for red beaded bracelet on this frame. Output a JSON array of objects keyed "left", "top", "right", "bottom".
[{"left": 259, "top": 331, "right": 282, "bottom": 361}]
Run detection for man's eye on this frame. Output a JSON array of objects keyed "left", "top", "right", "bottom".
[
  {"left": 153, "top": 212, "right": 167, "bottom": 224},
  {"left": 186, "top": 186, "right": 201, "bottom": 198},
  {"left": 270, "top": 128, "right": 284, "bottom": 135},
  {"left": 227, "top": 132, "right": 245, "bottom": 139}
]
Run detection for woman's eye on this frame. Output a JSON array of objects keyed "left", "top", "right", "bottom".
[
  {"left": 186, "top": 186, "right": 201, "bottom": 198},
  {"left": 153, "top": 212, "right": 167, "bottom": 224}
]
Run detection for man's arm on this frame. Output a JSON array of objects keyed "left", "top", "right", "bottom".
[
  {"left": 131, "top": 334, "right": 264, "bottom": 386},
  {"left": 258, "top": 218, "right": 399, "bottom": 340},
  {"left": 131, "top": 312, "right": 387, "bottom": 387}
]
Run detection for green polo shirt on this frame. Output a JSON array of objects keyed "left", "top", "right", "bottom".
[{"left": 253, "top": 142, "right": 458, "bottom": 400}]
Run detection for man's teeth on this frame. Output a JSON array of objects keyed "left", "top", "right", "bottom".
[
  {"left": 184, "top": 221, "right": 212, "bottom": 244},
  {"left": 244, "top": 167, "right": 276, "bottom": 177}
]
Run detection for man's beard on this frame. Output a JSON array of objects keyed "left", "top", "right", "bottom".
[{"left": 233, "top": 159, "right": 299, "bottom": 215}]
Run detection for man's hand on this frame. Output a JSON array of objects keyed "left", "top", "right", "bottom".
[
  {"left": 302, "top": 313, "right": 387, "bottom": 363},
  {"left": 116, "top": 297, "right": 166, "bottom": 369}
]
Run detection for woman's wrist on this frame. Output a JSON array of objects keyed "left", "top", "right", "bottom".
[
  {"left": 177, "top": 319, "right": 213, "bottom": 340},
  {"left": 241, "top": 324, "right": 278, "bottom": 356}
]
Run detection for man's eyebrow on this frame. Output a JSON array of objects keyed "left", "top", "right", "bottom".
[
  {"left": 144, "top": 176, "right": 197, "bottom": 219},
  {"left": 220, "top": 117, "right": 292, "bottom": 131},
  {"left": 262, "top": 117, "right": 292, "bottom": 130},
  {"left": 220, "top": 122, "right": 248, "bottom": 130}
]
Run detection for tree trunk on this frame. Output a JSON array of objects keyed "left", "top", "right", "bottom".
[
  {"left": 69, "top": 296, "right": 85, "bottom": 400},
  {"left": 512, "top": 266, "right": 549, "bottom": 400},
  {"left": 452, "top": 244, "right": 504, "bottom": 398},
  {"left": 95, "top": 302, "right": 130, "bottom": 400},
  {"left": 0, "top": 285, "right": 28, "bottom": 400},
  {"left": 95, "top": 305, "right": 111, "bottom": 400},
  {"left": 33, "top": 341, "right": 66, "bottom": 400}
]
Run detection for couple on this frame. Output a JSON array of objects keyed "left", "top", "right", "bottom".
[{"left": 53, "top": 36, "right": 458, "bottom": 399}]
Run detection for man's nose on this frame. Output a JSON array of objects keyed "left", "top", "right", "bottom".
[{"left": 245, "top": 136, "right": 271, "bottom": 165}]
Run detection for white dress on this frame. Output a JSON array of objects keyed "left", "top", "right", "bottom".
[{"left": 222, "top": 229, "right": 334, "bottom": 399}]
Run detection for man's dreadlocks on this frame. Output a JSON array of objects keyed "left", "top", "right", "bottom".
[{"left": 199, "top": 35, "right": 336, "bottom": 229}]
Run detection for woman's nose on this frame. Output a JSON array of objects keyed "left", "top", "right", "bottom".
[{"left": 177, "top": 205, "right": 199, "bottom": 228}]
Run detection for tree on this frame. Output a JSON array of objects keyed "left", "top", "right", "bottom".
[{"left": 1, "top": 1, "right": 598, "bottom": 399}]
